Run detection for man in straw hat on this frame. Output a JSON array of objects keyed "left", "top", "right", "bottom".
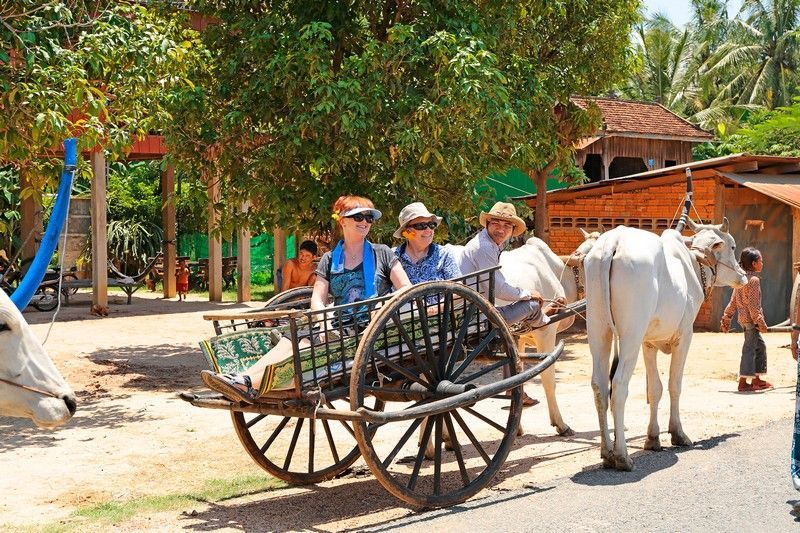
[{"left": 460, "top": 202, "right": 563, "bottom": 408}]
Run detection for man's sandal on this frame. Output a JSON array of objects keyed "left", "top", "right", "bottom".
[{"left": 201, "top": 370, "right": 259, "bottom": 404}]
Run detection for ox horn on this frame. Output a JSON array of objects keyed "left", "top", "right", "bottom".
[
  {"left": 686, "top": 217, "right": 698, "bottom": 231},
  {"left": 579, "top": 228, "right": 590, "bottom": 239},
  {"left": 719, "top": 217, "right": 730, "bottom": 233}
]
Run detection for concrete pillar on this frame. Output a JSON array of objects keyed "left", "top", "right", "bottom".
[
  {"left": 90, "top": 151, "right": 108, "bottom": 308},
  {"left": 162, "top": 164, "right": 177, "bottom": 298}
]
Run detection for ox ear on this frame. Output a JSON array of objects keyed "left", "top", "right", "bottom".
[
  {"left": 682, "top": 236, "right": 694, "bottom": 248},
  {"left": 579, "top": 228, "right": 590, "bottom": 239},
  {"left": 599, "top": 224, "right": 607, "bottom": 233},
  {"left": 719, "top": 217, "right": 730, "bottom": 233}
]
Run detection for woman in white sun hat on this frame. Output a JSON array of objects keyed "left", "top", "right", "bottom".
[{"left": 393, "top": 202, "right": 460, "bottom": 288}]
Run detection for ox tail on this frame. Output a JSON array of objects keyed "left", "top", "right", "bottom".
[{"left": 597, "top": 232, "right": 621, "bottom": 393}]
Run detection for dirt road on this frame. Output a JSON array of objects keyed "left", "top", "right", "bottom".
[{"left": 1, "top": 291, "right": 797, "bottom": 531}]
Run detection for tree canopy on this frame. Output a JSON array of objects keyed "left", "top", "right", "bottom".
[
  {"left": 166, "top": 0, "right": 639, "bottom": 239},
  {"left": 0, "top": 1, "right": 205, "bottom": 204}
]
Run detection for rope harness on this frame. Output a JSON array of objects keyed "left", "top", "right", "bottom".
[{"left": 0, "top": 376, "right": 61, "bottom": 399}]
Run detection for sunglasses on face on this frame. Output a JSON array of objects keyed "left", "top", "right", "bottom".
[
  {"left": 408, "top": 221, "right": 438, "bottom": 231},
  {"left": 346, "top": 213, "right": 374, "bottom": 223}
]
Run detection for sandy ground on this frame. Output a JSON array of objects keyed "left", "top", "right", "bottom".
[{"left": 1, "top": 289, "right": 797, "bottom": 531}]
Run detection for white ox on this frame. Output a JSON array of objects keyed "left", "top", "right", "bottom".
[
  {"left": 0, "top": 289, "right": 76, "bottom": 427},
  {"left": 584, "top": 219, "right": 746, "bottom": 470},
  {"left": 447, "top": 231, "right": 596, "bottom": 436}
]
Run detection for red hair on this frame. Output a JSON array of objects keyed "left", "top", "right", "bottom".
[{"left": 332, "top": 195, "right": 375, "bottom": 217}]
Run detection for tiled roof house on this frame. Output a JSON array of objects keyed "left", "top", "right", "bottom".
[{"left": 570, "top": 96, "right": 713, "bottom": 182}]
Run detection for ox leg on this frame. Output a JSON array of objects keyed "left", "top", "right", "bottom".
[
  {"left": 589, "top": 329, "right": 614, "bottom": 467},
  {"left": 642, "top": 343, "right": 663, "bottom": 451},
  {"left": 609, "top": 337, "right": 640, "bottom": 471},
  {"left": 668, "top": 339, "right": 693, "bottom": 447},
  {"left": 420, "top": 417, "right": 452, "bottom": 459},
  {"left": 533, "top": 329, "right": 573, "bottom": 437}
]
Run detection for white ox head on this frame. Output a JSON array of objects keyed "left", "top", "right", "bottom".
[
  {"left": 0, "top": 289, "right": 76, "bottom": 428},
  {"left": 686, "top": 217, "right": 748, "bottom": 289}
]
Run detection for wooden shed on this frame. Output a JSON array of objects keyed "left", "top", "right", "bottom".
[
  {"left": 570, "top": 96, "right": 713, "bottom": 182},
  {"left": 520, "top": 154, "right": 800, "bottom": 330}
]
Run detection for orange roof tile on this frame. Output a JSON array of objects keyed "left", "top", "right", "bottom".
[{"left": 570, "top": 96, "right": 713, "bottom": 140}]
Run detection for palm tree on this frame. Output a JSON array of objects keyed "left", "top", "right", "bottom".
[{"left": 706, "top": 0, "right": 800, "bottom": 108}]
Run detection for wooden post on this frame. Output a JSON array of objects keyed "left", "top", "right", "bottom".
[
  {"left": 709, "top": 177, "right": 727, "bottom": 330},
  {"left": 273, "top": 227, "right": 287, "bottom": 290},
  {"left": 19, "top": 172, "right": 41, "bottom": 263},
  {"left": 162, "top": 164, "right": 177, "bottom": 298},
  {"left": 237, "top": 202, "right": 251, "bottom": 303},
  {"left": 206, "top": 173, "right": 222, "bottom": 301},
  {"left": 601, "top": 137, "right": 610, "bottom": 181},
  {"left": 90, "top": 151, "right": 108, "bottom": 308},
  {"left": 793, "top": 208, "right": 800, "bottom": 277}
]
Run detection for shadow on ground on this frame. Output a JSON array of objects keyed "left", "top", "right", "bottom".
[
  {"left": 570, "top": 432, "right": 740, "bottom": 486},
  {"left": 0, "top": 395, "right": 154, "bottom": 452}
]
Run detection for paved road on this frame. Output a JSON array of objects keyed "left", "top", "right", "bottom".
[{"left": 369, "top": 418, "right": 800, "bottom": 532}]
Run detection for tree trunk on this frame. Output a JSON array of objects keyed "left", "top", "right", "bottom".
[{"left": 530, "top": 169, "right": 550, "bottom": 245}]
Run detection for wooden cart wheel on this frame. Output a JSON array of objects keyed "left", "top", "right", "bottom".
[
  {"left": 263, "top": 286, "right": 314, "bottom": 309},
  {"left": 231, "top": 397, "right": 384, "bottom": 485},
  {"left": 350, "top": 281, "right": 522, "bottom": 507}
]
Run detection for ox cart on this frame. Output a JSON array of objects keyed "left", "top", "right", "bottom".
[{"left": 182, "top": 267, "right": 569, "bottom": 507}]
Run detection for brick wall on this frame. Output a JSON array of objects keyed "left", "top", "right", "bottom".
[{"left": 538, "top": 177, "right": 718, "bottom": 329}]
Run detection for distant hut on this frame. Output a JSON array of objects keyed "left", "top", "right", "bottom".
[{"left": 570, "top": 96, "right": 713, "bottom": 182}]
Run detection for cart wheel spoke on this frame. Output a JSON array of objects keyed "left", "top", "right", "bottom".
[
  {"left": 408, "top": 415, "right": 435, "bottom": 491},
  {"left": 321, "top": 419, "right": 341, "bottom": 463},
  {"left": 450, "top": 409, "right": 491, "bottom": 465},
  {"left": 457, "top": 358, "right": 510, "bottom": 384},
  {"left": 444, "top": 413, "right": 470, "bottom": 487},
  {"left": 381, "top": 418, "right": 424, "bottom": 469},
  {"left": 308, "top": 418, "right": 316, "bottom": 474},
  {"left": 449, "top": 329, "right": 498, "bottom": 382},
  {"left": 246, "top": 413, "right": 267, "bottom": 429},
  {"left": 444, "top": 303, "right": 476, "bottom": 376},
  {"left": 283, "top": 418, "right": 304, "bottom": 471},
  {"left": 462, "top": 405, "right": 506, "bottom": 433},
  {"left": 414, "top": 297, "right": 438, "bottom": 378},
  {"left": 433, "top": 415, "right": 443, "bottom": 496},
  {"left": 261, "top": 416, "right": 291, "bottom": 453},
  {"left": 391, "top": 313, "right": 435, "bottom": 383}
]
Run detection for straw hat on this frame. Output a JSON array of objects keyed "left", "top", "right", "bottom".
[
  {"left": 479, "top": 202, "right": 527, "bottom": 237},
  {"left": 393, "top": 202, "right": 443, "bottom": 239},
  {"left": 0, "top": 249, "right": 7, "bottom": 263}
]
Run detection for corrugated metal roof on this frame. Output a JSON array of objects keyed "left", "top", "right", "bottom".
[
  {"left": 513, "top": 154, "right": 800, "bottom": 201},
  {"left": 718, "top": 172, "right": 800, "bottom": 210}
]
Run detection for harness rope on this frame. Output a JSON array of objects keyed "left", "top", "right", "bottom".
[{"left": 0, "top": 376, "right": 61, "bottom": 399}]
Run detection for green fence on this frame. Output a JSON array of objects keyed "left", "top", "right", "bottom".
[{"left": 178, "top": 232, "right": 296, "bottom": 285}]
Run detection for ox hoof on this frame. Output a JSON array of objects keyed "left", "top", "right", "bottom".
[
  {"left": 557, "top": 425, "right": 575, "bottom": 437},
  {"left": 612, "top": 455, "right": 634, "bottom": 471},
  {"left": 516, "top": 424, "right": 525, "bottom": 437},
  {"left": 671, "top": 432, "right": 693, "bottom": 447},
  {"left": 643, "top": 437, "right": 662, "bottom": 451}
]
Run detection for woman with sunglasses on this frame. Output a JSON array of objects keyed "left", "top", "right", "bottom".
[
  {"left": 201, "top": 195, "right": 411, "bottom": 403},
  {"left": 393, "top": 202, "right": 460, "bottom": 287}
]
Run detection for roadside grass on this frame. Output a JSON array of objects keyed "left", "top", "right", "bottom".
[{"left": 18, "top": 474, "right": 284, "bottom": 533}]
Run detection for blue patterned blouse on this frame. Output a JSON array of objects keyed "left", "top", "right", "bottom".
[{"left": 394, "top": 242, "right": 461, "bottom": 284}]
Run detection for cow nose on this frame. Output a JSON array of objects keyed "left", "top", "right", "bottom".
[{"left": 62, "top": 394, "right": 77, "bottom": 415}]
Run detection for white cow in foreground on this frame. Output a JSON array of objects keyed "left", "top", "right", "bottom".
[
  {"left": 0, "top": 289, "right": 76, "bottom": 427},
  {"left": 584, "top": 219, "right": 746, "bottom": 470},
  {"left": 447, "top": 231, "right": 597, "bottom": 437}
]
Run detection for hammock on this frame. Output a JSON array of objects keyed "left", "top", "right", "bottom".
[
  {"left": 107, "top": 252, "right": 163, "bottom": 283},
  {"left": 11, "top": 138, "right": 77, "bottom": 311}
]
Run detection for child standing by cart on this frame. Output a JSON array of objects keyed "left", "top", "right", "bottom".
[
  {"left": 720, "top": 247, "right": 772, "bottom": 392},
  {"left": 176, "top": 259, "right": 190, "bottom": 301}
]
